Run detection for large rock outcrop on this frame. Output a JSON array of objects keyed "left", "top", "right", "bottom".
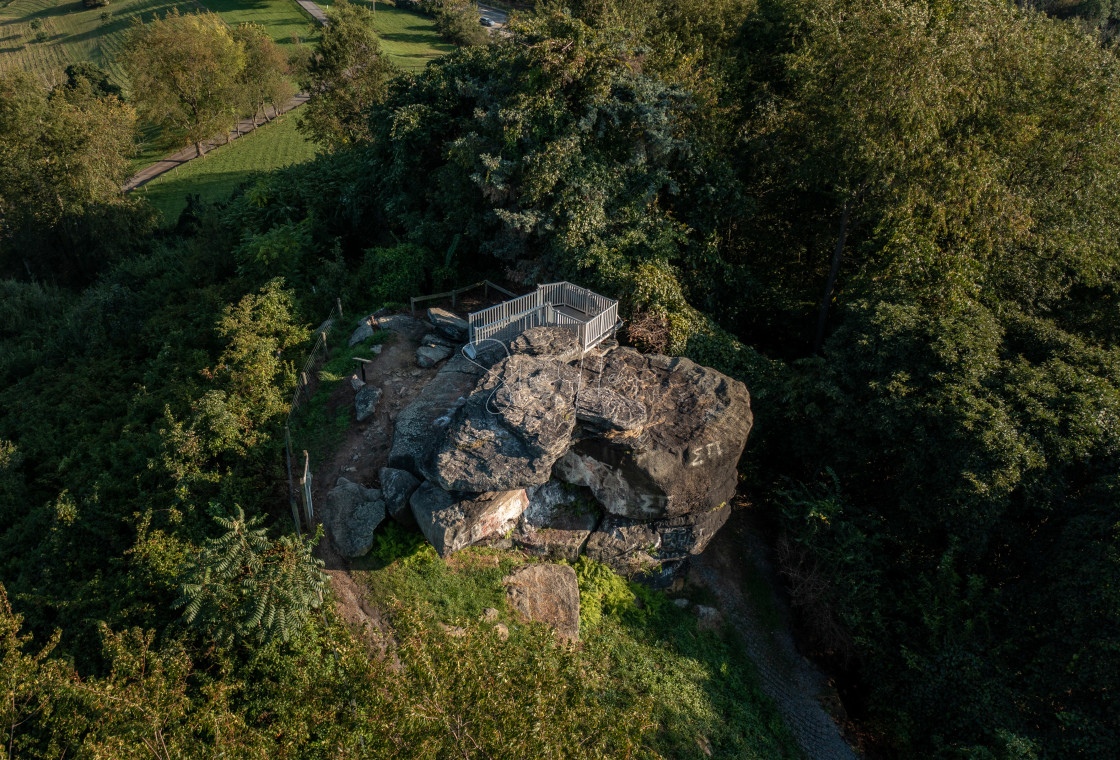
[
  {"left": 556, "top": 349, "right": 752, "bottom": 520},
  {"left": 420, "top": 355, "right": 580, "bottom": 492},
  {"left": 381, "top": 324, "right": 751, "bottom": 580}
]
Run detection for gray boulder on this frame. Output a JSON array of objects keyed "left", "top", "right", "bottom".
[
  {"left": 355, "top": 385, "right": 382, "bottom": 422},
  {"left": 555, "top": 348, "right": 752, "bottom": 520},
  {"left": 514, "top": 481, "right": 600, "bottom": 562},
  {"left": 421, "top": 332, "right": 456, "bottom": 349},
  {"left": 421, "top": 355, "right": 579, "bottom": 492},
  {"left": 379, "top": 467, "right": 421, "bottom": 527},
  {"left": 652, "top": 504, "right": 731, "bottom": 558},
  {"left": 416, "top": 344, "right": 453, "bottom": 368},
  {"left": 389, "top": 352, "right": 485, "bottom": 474},
  {"left": 324, "top": 477, "right": 386, "bottom": 558},
  {"left": 373, "top": 313, "right": 429, "bottom": 340},
  {"left": 409, "top": 482, "right": 528, "bottom": 557},
  {"left": 349, "top": 321, "right": 374, "bottom": 347},
  {"left": 504, "top": 563, "right": 580, "bottom": 642},
  {"left": 427, "top": 307, "right": 469, "bottom": 342}
]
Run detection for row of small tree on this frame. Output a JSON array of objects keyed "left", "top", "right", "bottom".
[{"left": 121, "top": 11, "right": 296, "bottom": 158}]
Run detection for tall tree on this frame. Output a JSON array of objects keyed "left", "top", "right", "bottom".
[
  {"left": 121, "top": 10, "right": 245, "bottom": 157},
  {"left": 0, "top": 69, "right": 142, "bottom": 281},
  {"left": 298, "top": 0, "right": 394, "bottom": 151},
  {"left": 233, "top": 23, "right": 296, "bottom": 126}
]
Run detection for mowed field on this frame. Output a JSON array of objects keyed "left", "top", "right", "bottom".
[
  {"left": 0, "top": 0, "right": 318, "bottom": 87},
  {"left": 136, "top": 114, "right": 315, "bottom": 223},
  {"left": 361, "top": 2, "right": 453, "bottom": 72}
]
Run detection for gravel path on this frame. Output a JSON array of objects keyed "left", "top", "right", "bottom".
[{"left": 691, "top": 507, "right": 860, "bottom": 760}]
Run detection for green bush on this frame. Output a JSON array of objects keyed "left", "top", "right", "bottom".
[{"left": 355, "top": 242, "right": 437, "bottom": 307}]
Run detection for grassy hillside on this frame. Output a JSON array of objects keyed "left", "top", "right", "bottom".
[
  {"left": 137, "top": 114, "right": 315, "bottom": 223},
  {"left": 0, "top": 0, "right": 200, "bottom": 87},
  {"left": 196, "top": 0, "right": 320, "bottom": 49}
]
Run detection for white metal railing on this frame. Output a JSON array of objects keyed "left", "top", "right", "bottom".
[{"left": 466, "top": 282, "right": 618, "bottom": 356}]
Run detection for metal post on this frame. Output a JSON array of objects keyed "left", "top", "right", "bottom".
[
  {"left": 337, "top": 297, "right": 343, "bottom": 320},
  {"left": 410, "top": 297, "right": 416, "bottom": 317}
]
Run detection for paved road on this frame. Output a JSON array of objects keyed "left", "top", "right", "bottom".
[
  {"left": 295, "top": 0, "right": 328, "bottom": 25},
  {"left": 478, "top": 2, "right": 509, "bottom": 26}
]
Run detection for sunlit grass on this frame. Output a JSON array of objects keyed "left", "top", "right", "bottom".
[{"left": 135, "top": 114, "right": 315, "bottom": 223}]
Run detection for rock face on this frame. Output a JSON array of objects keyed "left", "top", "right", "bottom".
[
  {"left": 325, "top": 478, "right": 386, "bottom": 558},
  {"left": 510, "top": 326, "right": 582, "bottom": 363},
  {"left": 514, "top": 481, "right": 600, "bottom": 562},
  {"left": 379, "top": 467, "right": 421, "bottom": 527},
  {"left": 355, "top": 385, "right": 382, "bottom": 422},
  {"left": 384, "top": 324, "right": 750, "bottom": 580},
  {"left": 504, "top": 563, "right": 581, "bottom": 642},
  {"left": 427, "top": 307, "right": 469, "bottom": 342},
  {"left": 389, "top": 352, "right": 484, "bottom": 474},
  {"left": 421, "top": 355, "right": 579, "bottom": 492},
  {"left": 555, "top": 348, "right": 752, "bottom": 520},
  {"left": 409, "top": 482, "right": 528, "bottom": 557}
]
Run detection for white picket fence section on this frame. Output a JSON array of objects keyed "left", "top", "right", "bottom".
[{"left": 466, "top": 282, "right": 619, "bottom": 356}]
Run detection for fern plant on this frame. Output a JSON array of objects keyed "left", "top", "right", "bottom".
[{"left": 175, "top": 505, "right": 328, "bottom": 646}]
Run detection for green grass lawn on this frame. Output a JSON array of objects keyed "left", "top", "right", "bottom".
[
  {"left": 135, "top": 114, "right": 315, "bottom": 224},
  {"left": 196, "top": 0, "right": 320, "bottom": 50},
  {"left": 354, "top": 1, "right": 453, "bottom": 71}
]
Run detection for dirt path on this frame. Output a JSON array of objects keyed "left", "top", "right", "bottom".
[
  {"left": 308, "top": 315, "right": 441, "bottom": 636},
  {"left": 691, "top": 505, "right": 860, "bottom": 760}
]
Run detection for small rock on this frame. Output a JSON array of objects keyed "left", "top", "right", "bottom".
[
  {"left": 493, "top": 623, "right": 509, "bottom": 641},
  {"left": 416, "top": 344, "right": 453, "bottom": 368},
  {"left": 438, "top": 623, "right": 467, "bottom": 638},
  {"left": 481, "top": 607, "right": 500, "bottom": 622},
  {"left": 349, "top": 321, "right": 374, "bottom": 347},
  {"left": 673, "top": 598, "right": 689, "bottom": 609},
  {"left": 350, "top": 374, "right": 365, "bottom": 391},
  {"left": 371, "top": 344, "right": 383, "bottom": 355},
  {"left": 409, "top": 483, "right": 528, "bottom": 557},
  {"left": 355, "top": 385, "right": 382, "bottom": 422},
  {"left": 410, "top": 369, "right": 422, "bottom": 377},
  {"left": 695, "top": 605, "right": 723, "bottom": 633},
  {"left": 504, "top": 563, "right": 581, "bottom": 642},
  {"left": 427, "top": 307, "right": 469, "bottom": 342}
]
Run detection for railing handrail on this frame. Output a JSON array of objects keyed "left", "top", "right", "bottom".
[{"left": 466, "top": 282, "right": 617, "bottom": 356}]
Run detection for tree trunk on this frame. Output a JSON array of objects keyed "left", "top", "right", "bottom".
[
  {"left": 813, "top": 199, "right": 851, "bottom": 354},
  {"left": 195, "top": 141, "right": 203, "bottom": 158}
]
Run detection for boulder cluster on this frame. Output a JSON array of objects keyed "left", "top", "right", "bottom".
[{"left": 327, "top": 314, "right": 753, "bottom": 584}]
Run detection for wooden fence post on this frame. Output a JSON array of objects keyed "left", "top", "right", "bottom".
[
  {"left": 336, "top": 297, "right": 343, "bottom": 321},
  {"left": 320, "top": 331, "right": 329, "bottom": 362},
  {"left": 286, "top": 425, "right": 299, "bottom": 534}
]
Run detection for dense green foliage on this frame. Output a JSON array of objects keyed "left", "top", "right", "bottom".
[{"left": 2, "top": 0, "right": 1119, "bottom": 757}]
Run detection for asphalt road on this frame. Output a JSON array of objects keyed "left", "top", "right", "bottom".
[{"left": 477, "top": 2, "right": 509, "bottom": 26}]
